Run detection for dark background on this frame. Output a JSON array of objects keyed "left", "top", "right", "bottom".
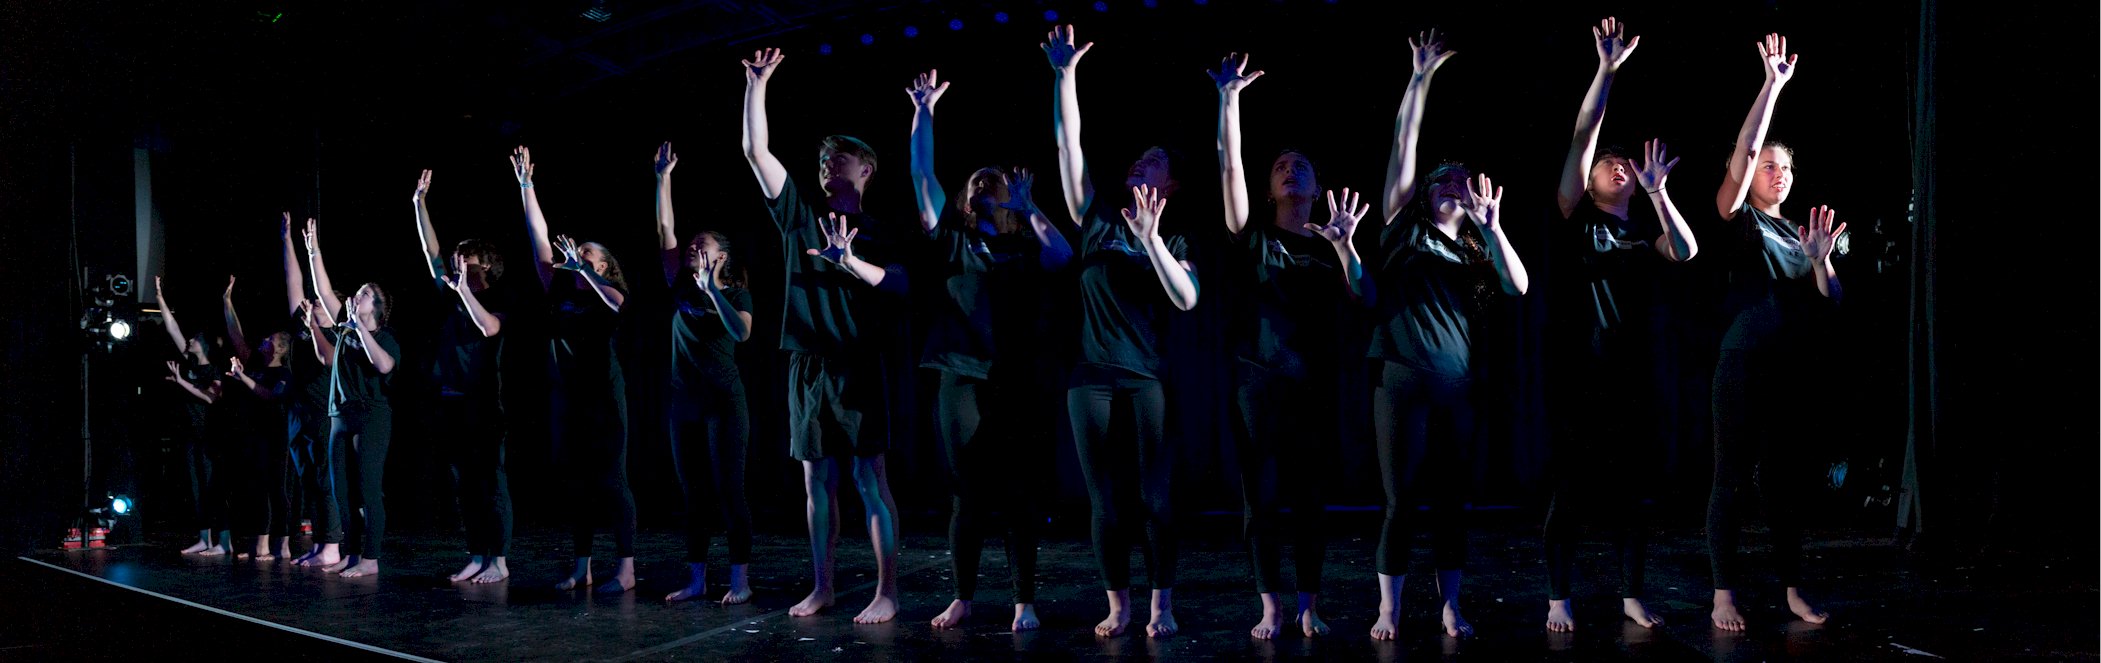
[{"left": 1, "top": 0, "right": 2091, "bottom": 560}]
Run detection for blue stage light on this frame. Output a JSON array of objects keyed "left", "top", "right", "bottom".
[
  {"left": 1043, "top": 9, "right": 1058, "bottom": 21},
  {"left": 110, "top": 495, "right": 131, "bottom": 515},
  {"left": 819, "top": 43, "right": 833, "bottom": 54},
  {"left": 949, "top": 18, "right": 964, "bottom": 31},
  {"left": 1094, "top": 1, "right": 1109, "bottom": 11},
  {"left": 1144, "top": 0, "right": 1158, "bottom": 6},
  {"left": 860, "top": 33, "right": 875, "bottom": 45},
  {"left": 994, "top": 11, "right": 1009, "bottom": 23},
  {"left": 904, "top": 25, "right": 919, "bottom": 38}
]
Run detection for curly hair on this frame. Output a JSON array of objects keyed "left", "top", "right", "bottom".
[
  {"left": 359, "top": 282, "right": 394, "bottom": 327},
  {"left": 454, "top": 238, "right": 504, "bottom": 284},
  {"left": 693, "top": 231, "right": 750, "bottom": 289}
]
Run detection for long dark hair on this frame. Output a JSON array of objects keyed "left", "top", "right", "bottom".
[
  {"left": 694, "top": 230, "right": 749, "bottom": 289},
  {"left": 1405, "top": 161, "right": 1494, "bottom": 310},
  {"left": 954, "top": 167, "right": 1025, "bottom": 236},
  {"left": 359, "top": 282, "right": 394, "bottom": 327}
]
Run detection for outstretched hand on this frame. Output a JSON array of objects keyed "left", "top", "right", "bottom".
[
  {"left": 154, "top": 276, "right": 168, "bottom": 305},
  {"left": 1208, "top": 52, "right": 1264, "bottom": 94},
  {"left": 742, "top": 48, "right": 785, "bottom": 84},
  {"left": 655, "top": 142, "right": 678, "bottom": 177},
  {"left": 164, "top": 360, "right": 181, "bottom": 381},
  {"left": 906, "top": 69, "right": 950, "bottom": 112},
  {"left": 1758, "top": 33, "right": 1798, "bottom": 85},
  {"left": 510, "top": 146, "right": 535, "bottom": 187},
  {"left": 303, "top": 218, "right": 320, "bottom": 255},
  {"left": 223, "top": 276, "right": 236, "bottom": 300},
  {"left": 1635, "top": 138, "right": 1679, "bottom": 193},
  {"left": 1120, "top": 184, "right": 1169, "bottom": 240},
  {"left": 806, "top": 213, "right": 859, "bottom": 265},
  {"left": 1041, "top": 25, "right": 1093, "bottom": 70},
  {"left": 280, "top": 212, "right": 293, "bottom": 238},
  {"left": 1593, "top": 17, "right": 1640, "bottom": 70},
  {"left": 998, "top": 167, "right": 1040, "bottom": 213},
  {"left": 693, "top": 251, "right": 719, "bottom": 289},
  {"left": 552, "top": 235, "right": 587, "bottom": 272},
  {"left": 225, "top": 356, "right": 246, "bottom": 378},
  {"left": 1307, "top": 188, "right": 1369, "bottom": 246},
  {"left": 1800, "top": 205, "right": 1845, "bottom": 263},
  {"left": 414, "top": 169, "right": 432, "bottom": 203},
  {"left": 1409, "top": 29, "right": 1456, "bottom": 76},
  {"left": 1462, "top": 173, "right": 1504, "bottom": 233}
]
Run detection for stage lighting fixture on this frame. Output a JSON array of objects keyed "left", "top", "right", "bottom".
[
  {"left": 1144, "top": 0, "right": 1158, "bottom": 7},
  {"left": 819, "top": 43, "right": 833, "bottom": 55},
  {"left": 1827, "top": 461, "right": 1849, "bottom": 490},
  {"left": 949, "top": 19, "right": 964, "bottom": 30},
  {"left": 1094, "top": 1, "right": 1109, "bottom": 12},
  {"left": 79, "top": 273, "right": 136, "bottom": 350},
  {"left": 108, "top": 319, "right": 132, "bottom": 341},
  {"left": 111, "top": 495, "right": 132, "bottom": 515},
  {"left": 994, "top": 11, "right": 1010, "bottom": 23},
  {"left": 860, "top": 33, "right": 875, "bottom": 45},
  {"left": 904, "top": 25, "right": 919, "bottom": 38},
  {"left": 581, "top": 0, "right": 612, "bottom": 23},
  {"left": 1044, "top": 9, "right": 1059, "bottom": 21}
]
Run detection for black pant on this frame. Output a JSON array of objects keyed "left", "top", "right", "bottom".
[
  {"left": 291, "top": 402, "right": 340, "bottom": 544},
  {"left": 1372, "top": 361, "right": 1472, "bottom": 576},
  {"left": 1707, "top": 350, "right": 1805, "bottom": 590},
  {"left": 235, "top": 411, "right": 292, "bottom": 546},
  {"left": 440, "top": 395, "right": 512, "bottom": 558},
  {"left": 1541, "top": 337, "right": 1662, "bottom": 600},
  {"left": 176, "top": 409, "right": 224, "bottom": 536},
  {"left": 668, "top": 381, "right": 751, "bottom": 566},
  {"left": 1066, "top": 367, "right": 1175, "bottom": 591},
  {"left": 1232, "top": 362, "right": 1331, "bottom": 595},
  {"left": 553, "top": 378, "right": 634, "bottom": 559},
  {"left": 936, "top": 370, "right": 1045, "bottom": 603},
  {"left": 330, "top": 404, "right": 393, "bottom": 560}
]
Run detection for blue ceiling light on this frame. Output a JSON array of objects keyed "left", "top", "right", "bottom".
[
  {"left": 818, "top": 43, "right": 833, "bottom": 54},
  {"left": 994, "top": 11, "right": 1009, "bottom": 23},
  {"left": 1094, "top": 1, "right": 1109, "bottom": 12},
  {"left": 860, "top": 33, "right": 875, "bottom": 45},
  {"left": 904, "top": 25, "right": 919, "bottom": 38},
  {"left": 949, "top": 18, "right": 964, "bottom": 31},
  {"left": 1043, "top": 9, "right": 1058, "bottom": 21}
]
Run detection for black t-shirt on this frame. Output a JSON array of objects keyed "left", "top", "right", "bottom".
[
  {"left": 226, "top": 364, "right": 292, "bottom": 424},
  {"left": 1552, "top": 200, "right": 1671, "bottom": 344},
  {"left": 919, "top": 213, "right": 1055, "bottom": 380},
  {"left": 290, "top": 322, "right": 330, "bottom": 414},
  {"left": 763, "top": 176, "right": 908, "bottom": 358},
  {"left": 547, "top": 274, "right": 626, "bottom": 393},
  {"left": 432, "top": 283, "right": 507, "bottom": 400},
  {"left": 670, "top": 281, "right": 753, "bottom": 392},
  {"left": 1718, "top": 202, "right": 1826, "bottom": 351},
  {"left": 178, "top": 359, "right": 218, "bottom": 428},
  {"left": 1366, "top": 217, "right": 1496, "bottom": 377},
  {"left": 1073, "top": 214, "right": 1190, "bottom": 379},
  {"left": 327, "top": 327, "right": 400, "bottom": 415},
  {"left": 1229, "top": 223, "right": 1348, "bottom": 378}
]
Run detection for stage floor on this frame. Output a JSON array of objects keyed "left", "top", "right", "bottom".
[{"left": 7, "top": 513, "right": 2093, "bottom": 661}]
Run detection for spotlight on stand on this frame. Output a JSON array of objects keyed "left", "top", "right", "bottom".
[{"left": 80, "top": 273, "right": 135, "bottom": 352}]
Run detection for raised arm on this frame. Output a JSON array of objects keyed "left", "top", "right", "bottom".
[
  {"left": 302, "top": 218, "right": 343, "bottom": 321},
  {"left": 412, "top": 169, "right": 445, "bottom": 283},
  {"left": 1557, "top": 17, "right": 1640, "bottom": 219},
  {"left": 1716, "top": 33, "right": 1796, "bottom": 219},
  {"left": 511, "top": 146, "right": 556, "bottom": 291},
  {"left": 1122, "top": 184, "right": 1199, "bottom": 311},
  {"left": 1002, "top": 167, "right": 1073, "bottom": 270},
  {"left": 655, "top": 141, "right": 682, "bottom": 286},
  {"left": 443, "top": 261, "right": 504, "bottom": 338},
  {"left": 1307, "top": 188, "right": 1374, "bottom": 300},
  {"left": 280, "top": 213, "right": 305, "bottom": 319},
  {"left": 906, "top": 70, "right": 952, "bottom": 234},
  {"left": 152, "top": 276, "right": 187, "bottom": 353},
  {"left": 1211, "top": 52, "right": 1265, "bottom": 235},
  {"left": 740, "top": 49, "right": 789, "bottom": 200},
  {"left": 165, "top": 360, "right": 220, "bottom": 404},
  {"left": 1043, "top": 25, "right": 1096, "bottom": 226},
  {"left": 1634, "top": 139, "right": 1698, "bottom": 261},
  {"left": 223, "top": 356, "right": 280, "bottom": 401},
  {"left": 551, "top": 234, "right": 626, "bottom": 312},
  {"left": 1384, "top": 30, "right": 1455, "bottom": 224},
  {"left": 694, "top": 253, "right": 753, "bottom": 343},
  {"left": 1463, "top": 174, "right": 1529, "bottom": 296},
  {"left": 299, "top": 300, "right": 334, "bottom": 366},
  {"left": 1801, "top": 205, "right": 1845, "bottom": 300},
  {"left": 222, "top": 276, "right": 250, "bottom": 362}
]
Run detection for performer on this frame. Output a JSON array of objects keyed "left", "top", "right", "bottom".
[
  {"left": 1367, "top": 30, "right": 1528, "bottom": 641},
  {"left": 411, "top": 170, "right": 516, "bottom": 585},
  {"left": 1043, "top": 25, "right": 1201, "bottom": 639},
  {"left": 1539, "top": 17, "right": 1697, "bottom": 633},
  {"left": 510, "top": 147, "right": 639, "bottom": 593},
  {"left": 303, "top": 219, "right": 399, "bottom": 578},
  {"left": 905, "top": 70, "right": 1073, "bottom": 632},
  {"left": 154, "top": 277, "right": 227, "bottom": 556},
  {"left": 219, "top": 276, "right": 296, "bottom": 561},
  {"left": 1705, "top": 32, "right": 1839, "bottom": 632},
  {"left": 283, "top": 214, "right": 343, "bottom": 569},
  {"left": 741, "top": 47, "right": 909, "bottom": 624},
  {"left": 651, "top": 142, "right": 759, "bottom": 605}
]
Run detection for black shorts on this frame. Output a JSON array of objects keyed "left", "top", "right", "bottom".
[{"left": 786, "top": 352, "right": 890, "bottom": 462}]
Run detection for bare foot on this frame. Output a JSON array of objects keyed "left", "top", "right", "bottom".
[
  {"left": 1371, "top": 573, "right": 1406, "bottom": 640},
  {"left": 1146, "top": 610, "right": 1178, "bottom": 638},
  {"left": 720, "top": 564, "right": 752, "bottom": 605},
  {"left": 931, "top": 599, "right": 971, "bottom": 630},
  {"left": 1298, "top": 604, "right": 1330, "bottom": 638},
  {"left": 1441, "top": 601, "right": 1473, "bottom": 638},
  {"left": 853, "top": 593, "right": 898, "bottom": 624},
  {"left": 1711, "top": 589, "right": 1747, "bottom": 632},
  {"left": 1546, "top": 598, "right": 1577, "bottom": 632},
  {"left": 179, "top": 538, "right": 210, "bottom": 555},
  {"left": 254, "top": 551, "right": 277, "bottom": 561},
  {"left": 593, "top": 560, "right": 635, "bottom": 595},
  {"left": 1094, "top": 610, "right": 1131, "bottom": 637},
  {"left": 1012, "top": 603, "right": 1040, "bottom": 632},
  {"left": 471, "top": 558, "right": 509, "bottom": 584},
  {"left": 789, "top": 589, "right": 834, "bottom": 617},
  {"left": 666, "top": 564, "right": 708, "bottom": 602},
  {"left": 195, "top": 544, "right": 227, "bottom": 557},
  {"left": 1785, "top": 587, "right": 1829, "bottom": 625},
  {"left": 297, "top": 546, "right": 340, "bottom": 568},
  {"left": 1250, "top": 593, "right": 1286, "bottom": 640},
  {"left": 555, "top": 560, "right": 592, "bottom": 591},
  {"left": 321, "top": 555, "right": 353, "bottom": 574},
  {"left": 1623, "top": 597, "right": 1664, "bottom": 628},
  {"left": 449, "top": 556, "right": 486, "bottom": 583},
  {"left": 338, "top": 558, "right": 380, "bottom": 578}
]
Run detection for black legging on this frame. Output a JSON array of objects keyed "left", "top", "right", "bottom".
[
  {"left": 553, "top": 379, "right": 635, "bottom": 559},
  {"left": 1541, "top": 338, "right": 1661, "bottom": 600},
  {"left": 1707, "top": 349, "right": 1806, "bottom": 590},
  {"left": 440, "top": 395, "right": 512, "bottom": 558},
  {"left": 1066, "top": 367, "right": 1175, "bottom": 591},
  {"left": 936, "top": 370, "right": 1045, "bottom": 603},
  {"left": 290, "top": 402, "right": 340, "bottom": 545},
  {"left": 668, "top": 381, "right": 751, "bottom": 566},
  {"left": 1232, "top": 362, "right": 1330, "bottom": 595},
  {"left": 236, "top": 410, "right": 292, "bottom": 548},
  {"left": 330, "top": 404, "right": 393, "bottom": 560},
  {"left": 1372, "top": 360, "right": 1472, "bottom": 576},
  {"left": 176, "top": 405, "right": 224, "bottom": 537}
]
